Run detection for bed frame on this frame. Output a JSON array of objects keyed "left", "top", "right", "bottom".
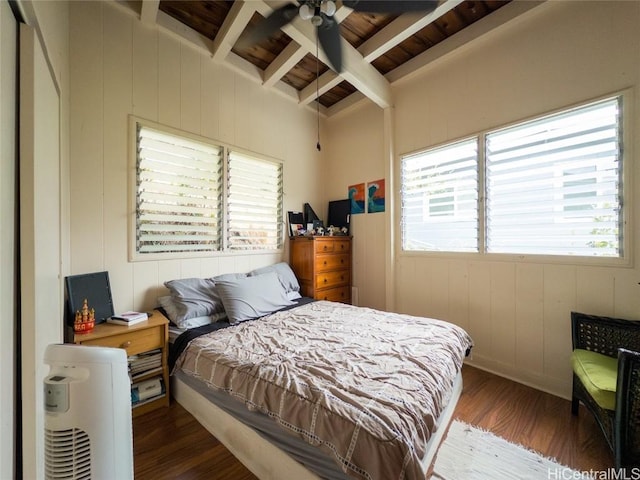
[{"left": 172, "top": 371, "right": 463, "bottom": 479}]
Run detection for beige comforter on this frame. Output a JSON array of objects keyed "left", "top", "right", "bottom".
[{"left": 174, "top": 301, "right": 472, "bottom": 480}]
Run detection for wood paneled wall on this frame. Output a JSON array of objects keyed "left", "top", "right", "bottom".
[
  {"left": 68, "top": 1, "right": 323, "bottom": 313},
  {"left": 326, "top": 1, "right": 640, "bottom": 398}
]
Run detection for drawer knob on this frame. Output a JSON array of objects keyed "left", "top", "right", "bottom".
[
  {"left": 324, "top": 278, "right": 327, "bottom": 284},
  {"left": 120, "top": 340, "right": 132, "bottom": 349},
  {"left": 323, "top": 261, "right": 327, "bottom": 266},
  {"left": 340, "top": 259, "right": 344, "bottom": 264},
  {"left": 340, "top": 275, "right": 344, "bottom": 281}
]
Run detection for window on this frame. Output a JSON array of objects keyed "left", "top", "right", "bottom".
[
  {"left": 485, "top": 97, "right": 622, "bottom": 256},
  {"left": 401, "top": 138, "right": 479, "bottom": 252},
  {"left": 132, "top": 119, "right": 283, "bottom": 258},
  {"left": 227, "top": 150, "right": 283, "bottom": 251},
  {"left": 135, "top": 124, "right": 223, "bottom": 255},
  {"left": 400, "top": 95, "right": 625, "bottom": 259}
]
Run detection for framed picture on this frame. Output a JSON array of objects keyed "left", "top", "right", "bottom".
[
  {"left": 288, "top": 211, "right": 305, "bottom": 236},
  {"left": 348, "top": 183, "right": 365, "bottom": 214},
  {"left": 367, "top": 179, "right": 385, "bottom": 213}
]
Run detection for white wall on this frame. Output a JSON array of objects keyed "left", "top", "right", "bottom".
[
  {"left": 324, "top": 102, "right": 388, "bottom": 309},
  {"left": 68, "top": 1, "right": 323, "bottom": 313},
  {"left": 326, "top": 1, "right": 640, "bottom": 398},
  {"left": 0, "top": 3, "right": 17, "bottom": 478}
]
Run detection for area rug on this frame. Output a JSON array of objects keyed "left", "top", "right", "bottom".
[{"left": 431, "top": 420, "right": 588, "bottom": 479}]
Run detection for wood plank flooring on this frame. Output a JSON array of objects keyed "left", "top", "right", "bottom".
[{"left": 132, "top": 365, "right": 613, "bottom": 479}]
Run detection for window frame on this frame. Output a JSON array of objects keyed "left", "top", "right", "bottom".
[
  {"left": 128, "top": 116, "right": 285, "bottom": 261},
  {"left": 397, "top": 90, "right": 632, "bottom": 267}
]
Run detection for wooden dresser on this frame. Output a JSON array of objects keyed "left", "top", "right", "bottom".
[{"left": 290, "top": 236, "right": 352, "bottom": 304}]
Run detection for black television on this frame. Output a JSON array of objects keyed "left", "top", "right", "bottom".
[
  {"left": 65, "top": 271, "right": 115, "bottom": 325},
  {"left": 327, "top": 199, "right": 351, "bottom": 234}
]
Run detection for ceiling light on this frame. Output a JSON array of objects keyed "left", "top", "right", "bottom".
[
  {"left": 321, "top": 1, "right": 336, "bottom": 17},
  {"left": 299, "top": 4, "right": 314, "bottom": 20}
]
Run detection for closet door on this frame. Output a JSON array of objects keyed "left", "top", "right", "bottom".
[
  {"left": 0, "top": 2, "right": 17, "bottom": 479},
  {"left": 20, "top": 23, "right": 63, "bottom": 480}
]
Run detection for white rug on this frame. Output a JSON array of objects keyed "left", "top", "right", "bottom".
[{"left": 431, "top": 420, "right": 589, "bottom": 480}]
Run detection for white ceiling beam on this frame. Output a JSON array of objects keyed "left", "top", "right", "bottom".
[
  {"left": 212, "top": 1, "right": 256, "bottom": 62},
  {"left": 299, "top": 71, "right": 342, "bottom": 105},
  {"left": 358, "top": 0, "right": 464, "bottom": 62},
  {"left": 258, "top": 0, "right": 392, "bottom": 108},
  {"left": 263, "top": 42, "right": 307, "bottom": 87},
  {"left": 327, "top": 0, "right": 547, "bottom": 117},
  {"left": 140, "top": 0, "right": 159, "bottom": 25},
  {"left": 282, "top": 16, "right": 392, "bottom": 107},
  {"left": 260, "top": 1, "right": 352, "bottom": 87},
  {"left": 156, "top": 10, "right": 217, "bottom": 54},
  {"left": 386, "top": 0, "right": 547, "bottom": 84}
]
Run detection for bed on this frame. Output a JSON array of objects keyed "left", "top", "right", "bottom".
[{"left": 163, "top": 264, "right": 473, "bottom": 480}]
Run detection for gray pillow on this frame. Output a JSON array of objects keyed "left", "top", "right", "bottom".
[
  {"left": 213, "top": 272, "right": 247, "bottom": 282},
  {"left": 162, "top": 277, "right": 223, "bottom": 324},
  {"left": 214, "top": 271, "right": 294, "bottom": 325},
  {"left": 158, "top": 296, "right": 227, "bottom": 329},
  {"left": 249, "top": 262, "right": 301, "bottom": 299}
]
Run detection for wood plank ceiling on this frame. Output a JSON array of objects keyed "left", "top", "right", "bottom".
[{"left": 135, "top": 0, "right": 538, "bottom": 116}]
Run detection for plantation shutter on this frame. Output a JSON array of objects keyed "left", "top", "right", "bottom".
[
  {"left": 485, "top": 97, "right": 622, "bottom": 256},
  {"left": 227, "top": 150, "right": 283, "bottom": 250},
  {"left": 401, "top": 138, "right": 479, "bottom": 252},
  {"left": 136, "top": 125, "right": 223, "bottom": 254}
]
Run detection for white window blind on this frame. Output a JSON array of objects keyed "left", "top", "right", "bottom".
[
  {"left": 227, "top": 151, "right": 283, "bottom": 251},
  {"left": 136, "top": 125, "right": 223, "bottom": 254},
  {"left": 401, "top": 138, "right": 479, "bottom": 252},
  {"left": 486, "top": 97, "right": 622, "bottom": 256}
]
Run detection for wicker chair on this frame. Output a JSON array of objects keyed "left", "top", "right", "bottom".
[{"left": 571, "top": 311, "right": 640, "bottom": 468}]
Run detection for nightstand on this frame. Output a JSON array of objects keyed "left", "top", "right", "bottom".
[{"left": 73, "top": 311, "right": 170, "bottom": 417}]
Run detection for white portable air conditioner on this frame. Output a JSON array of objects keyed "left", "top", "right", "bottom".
[{"left": 44, "top": 344, "right": 133, "bottom": 480}]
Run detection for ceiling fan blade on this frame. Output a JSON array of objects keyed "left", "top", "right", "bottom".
[
  {"left": 344, "top": 0, "right": 438, "bottom": 14},
  {"left": 238, "top": 3, "right": 299, "bottom": 49},
  {"left": 317, "top": 14, "right": 343, "bottom": 73}
]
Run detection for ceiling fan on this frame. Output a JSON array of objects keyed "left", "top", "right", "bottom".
[{"left": 242, "top": 0, "right": 439, "bottom": 73}]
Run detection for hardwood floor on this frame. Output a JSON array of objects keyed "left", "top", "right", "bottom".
[{"left": 132, "top": 365, "right": 613, "bottom": 479}]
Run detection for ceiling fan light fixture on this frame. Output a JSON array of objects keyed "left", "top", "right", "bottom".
[
  {"left": 321, "top": 1, "right": 336, "bottom": 17},
  {"left": 299, "top": 4, "right": 314, "bottom": 20}
]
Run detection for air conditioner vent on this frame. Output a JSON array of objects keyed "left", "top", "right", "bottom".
[{"left": 45, "top": 427, "right": 91, "bottom": 480}]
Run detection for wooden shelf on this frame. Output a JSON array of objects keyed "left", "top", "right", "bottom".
[{"left": 73, "top": 311, "right": 170, "bottom": 417}]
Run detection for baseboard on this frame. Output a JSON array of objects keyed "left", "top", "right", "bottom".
[{"left": 464, "top": 354, "right": 571, "bottom": 401}]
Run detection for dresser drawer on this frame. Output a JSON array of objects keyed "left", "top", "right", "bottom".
[
  {"left": 314, "top": 239, "right": 350, "bottom": 254},
  {"left": 316, "top": 270, "right": 349, "bottom": 289},
  {"left": 315, "top": 253, "right": 350, "bottom": 272},
  {"left": 79, "top": 326, "right": 162, "bottom": 356},
  {"left": 315, "top": 286, "right": 351, "bottom": 303}
]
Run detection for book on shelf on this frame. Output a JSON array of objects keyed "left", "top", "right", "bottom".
[
  {"left": 131, "top": 377, "right": 165, "bottom": 406},
  {"left": 128, "top": 348, "right": 163, "bottom": 380},
  {"left": 107, "top": 311, "right": 148, "bottom": 326}
]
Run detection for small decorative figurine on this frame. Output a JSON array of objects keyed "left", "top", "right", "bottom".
[{"left": 74, "top": 298, "right": 96, "bottom": 334}]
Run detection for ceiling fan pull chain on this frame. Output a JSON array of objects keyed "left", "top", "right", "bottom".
[{"left": 316, "top": 33, "right": 321, "bottom": 152}]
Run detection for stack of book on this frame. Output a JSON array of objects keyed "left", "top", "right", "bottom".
[
  {"left": 107, "top": 311, "right": 148, "bottom": 326},
  {"left": 128, "top": 349, "right": 163, "bottom": 382}
]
